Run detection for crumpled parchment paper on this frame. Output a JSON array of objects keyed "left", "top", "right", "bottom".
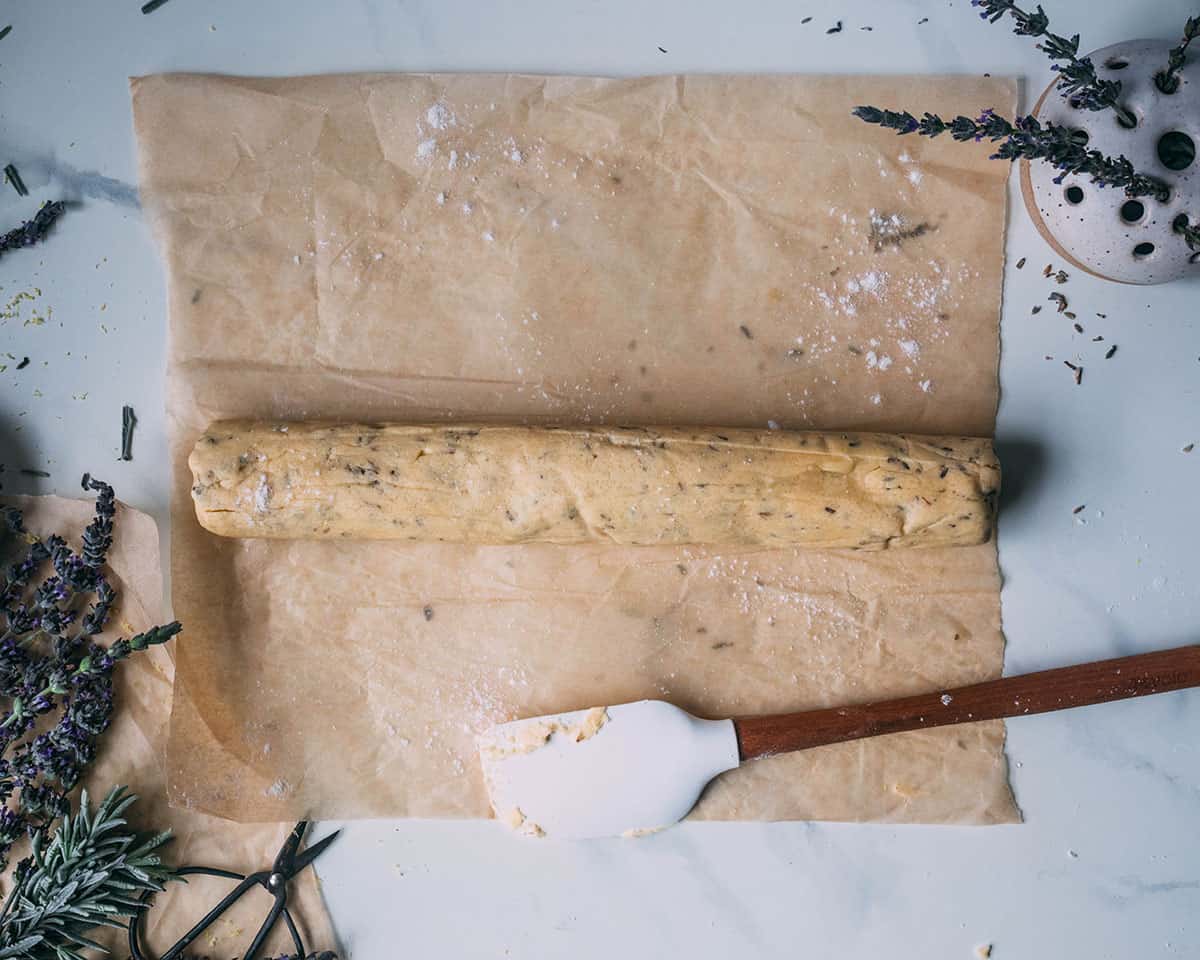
[
  {"left": 0, "top": 496, "right": 334, "bottom": 957},
  {"left": 131, "top": 71, "right": 1019, "bottom": 825}
]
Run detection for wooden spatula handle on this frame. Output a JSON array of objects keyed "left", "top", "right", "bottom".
[{"left": 734, "top": 644, "right": 1200, "bottom": 762}]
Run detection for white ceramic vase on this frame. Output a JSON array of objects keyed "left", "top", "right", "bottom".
[{"left": 1021, "top": 38, "right": 1199, "bottom": 284}]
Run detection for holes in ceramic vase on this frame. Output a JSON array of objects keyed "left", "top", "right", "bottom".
[
  {"left": 1104, "top": 57, "right": 1129, "bottom": 70},
  {"left": 1064, "top": 185, "right": 1085, "bottom": 204},
  {"left": 1132, "top": 241, "right": 1156, "bottom": 259},
  {"left": 1120, "top": 200, "right": 1145, "bottom": 223},
  {"left": 1158, "top": 131, "right": 1196, "bottom": 171}
]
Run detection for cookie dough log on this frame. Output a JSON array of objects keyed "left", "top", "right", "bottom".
[{"left": 188, "top": 422, "right": 999, "bottom": 548}]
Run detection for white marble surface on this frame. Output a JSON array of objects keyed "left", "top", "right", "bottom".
[{"left": 2, "top": 1, "right": 1198, "bottom": 957}]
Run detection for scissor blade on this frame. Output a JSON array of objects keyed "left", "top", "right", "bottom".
[
  {"left": 289, "top": 828, "right": 340, "bottom": 875},
  {"left": 272, "top": 821, "right": 309, "bottom": 873}
]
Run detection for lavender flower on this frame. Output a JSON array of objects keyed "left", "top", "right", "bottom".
[
  {"left": 852, "top": 106, "right": 1169, "bottom": 201},
  {"left": 1156, "top": 15, "right": 1200, "bottom": 94},
  {"left": 0, "top": 475, "right": 182, "bottom": 867},
  {"left": 0, "top": 201, "right": 67, "bottom": 259},
  {"left": 969, "top": 0, "right": 1134, "bottom": 125}
]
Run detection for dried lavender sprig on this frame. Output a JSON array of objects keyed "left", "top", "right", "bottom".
[
  {"left": 991, "top": 114, "right": 1168, "bottom": 200},
  {"left": 269, "top": 954, "right": 339, "bottom": 960},
  {"left": 969, "top": 0, "right": 1134, "bottom": 125},
  {"left": 0, "top": 201, "right": 67, "bottom": 258},
  {"left": 3, "top": 623, "right": 182, "bottom": 731},
  {"left": 1156, "top": 15, "right": 1200, "bottom": 94},
  {"left": 1, "top": 477, "right": 182, "bottom": 867},
  {"left": 852, "top": 106, "right": 1169, "bottom": 200},
  {"left": 852, "top": 106, "right": 1015, "bottom": 141},
  {"left": 1175, "top": 213, "right": 1200, "bottom": 253},
  {"left": 79, "top": 472, "right": 115, "bottom": 569}
]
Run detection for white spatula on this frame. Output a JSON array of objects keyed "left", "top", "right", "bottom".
[{"left": 478, "top": 644, "right": 1200, "bottom": 838}]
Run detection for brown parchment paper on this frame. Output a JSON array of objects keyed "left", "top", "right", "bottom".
[
  {"left": 131, "top": 72, "right": 1019, "bottom": 824},
  {"left": 0, "top": 496, "right": 335, "bottom": 957}
]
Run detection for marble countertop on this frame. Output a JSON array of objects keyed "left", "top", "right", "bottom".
[{"left": 2, "top": 0, "right": 1197, "bottom": 956}]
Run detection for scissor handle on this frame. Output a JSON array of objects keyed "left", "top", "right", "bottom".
[
  {"left": 244, "top": 881, "right": 290, "bottom": 960},
  {"left": 127, "top": 865, "right": 305, "bottom": 960}
]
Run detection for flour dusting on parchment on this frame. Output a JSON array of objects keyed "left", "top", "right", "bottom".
[{"left": 388, "top": 94, "right": 970, "bottom": 421}]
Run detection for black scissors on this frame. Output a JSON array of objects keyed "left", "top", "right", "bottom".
[{"left": 128, "top": 820, "right": 339, "bottom": 960}]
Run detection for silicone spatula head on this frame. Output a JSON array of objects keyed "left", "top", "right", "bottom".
[{"left": 477, "top": 700, "right": 740, "bottom": 839}]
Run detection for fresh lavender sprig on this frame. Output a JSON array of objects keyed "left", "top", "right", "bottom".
[
  {"left": 0, "top": 201, "right": 67, "bottom": 258},
  {"left": 0, "top": 475, "right": 182, "bottom": 867},
  {"left": 852, "top": 106, "right": 1169, "bottom": 200},
  {"left": 1156, "top": 15, "right": 1200, "bottom": 94},
  {"left": 969, "top": 0, "right": 1135, "bottom": 125}
]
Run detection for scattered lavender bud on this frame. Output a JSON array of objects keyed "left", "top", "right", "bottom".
[{"left": 3, "top": 164, "right": 28, "bottom": 197}]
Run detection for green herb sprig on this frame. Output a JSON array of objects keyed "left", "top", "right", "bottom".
[{"left": 0, "top": 787, "right": 172, "bottom": 960}]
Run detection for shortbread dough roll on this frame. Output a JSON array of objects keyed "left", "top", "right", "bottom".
[{"left": 189, "top": 422, "right": 999, "bottom": 548}]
